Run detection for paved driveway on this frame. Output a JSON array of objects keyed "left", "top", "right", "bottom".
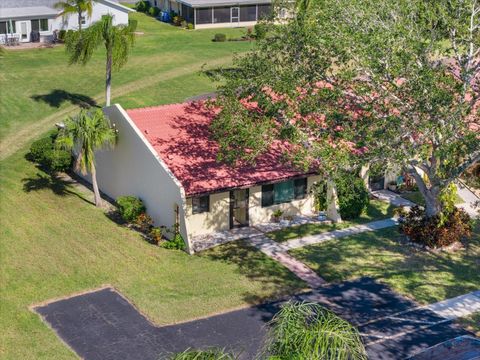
[{"left": 34, "top": 278, "right": 471, "bottom": 360}]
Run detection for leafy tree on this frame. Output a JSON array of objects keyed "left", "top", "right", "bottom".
[
  {"left": 212, "top": 0, "right": 480, "bottom": 219},
  {"left": 56, "top": 109, "right": 116, "bottom": 207},
  {"left": 65, "top": 14, "right": 136, "bottom": 106},
  {"left": 54, "top": 0, "right": 95, "bottom": 31}
]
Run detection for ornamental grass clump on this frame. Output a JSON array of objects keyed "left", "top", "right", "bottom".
[{"left": 264, "top": 301, "right": 367, "bottom": 360}]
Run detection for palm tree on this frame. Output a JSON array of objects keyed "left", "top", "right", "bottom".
[
  {"left": 65, "top": 14, "right": 136, "bottom": 106},
  {"left": 54, "top": 0, "right": 95, "bottom": 31},
  {"left": 170, "top": 302, "right": 367, "bottom": 360},
  {"left": 56, "top": 109, "right": 117, "bottom": 207}
]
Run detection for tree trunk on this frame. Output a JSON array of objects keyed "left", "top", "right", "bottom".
[
  {"left": 326, "top": 178, "right": 342, "bottom": 223},
  {"left": 408, "top": 166, "right": 443, "bottom": 218},
  {"left": 105, "top": 47, "right": 112, "bottom": 106},
  {"left": 78, "top": 11, "right": 82, "bottom": 31},
  {"left": 90, "top": 164, "right": 103, "bottom": 207}
]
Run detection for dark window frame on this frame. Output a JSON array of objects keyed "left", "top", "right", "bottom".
[
  {"left": 261, "top": 184, "right": 274, "bottom": 207},
  {"left": 31, "top": 18, "right": 49, "bottom": 32},
  {"left": 261, "top": 177, "right": 308, "bottom": 207},
  {"left": 192, "top": 195, "right": 210, "bottom": 214}
]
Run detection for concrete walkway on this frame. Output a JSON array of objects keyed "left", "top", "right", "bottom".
[
  {"left": 281, "top": 218, "right": 398, "bottom": 251},
  {"left": 249, "top": 235, "right": 326, "bottom": 287},
  {"left": 372, "top": 189, "right": 416, "bottom": 208},
  {"left": 456, "top": 180, "right": 479, "bottom": 218},
  {"left": 248, "top": 218, "right": 399, "bottom": 287}
]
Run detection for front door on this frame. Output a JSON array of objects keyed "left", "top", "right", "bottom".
[
  {"left": 230, "top": 189, "right": 249, "bottom": 228},
  {"left": 19, "top": 21, "right": 30, "bottom": 42},
  {"left": 231, "top": 7, "right": 240, "bottom": 25}
]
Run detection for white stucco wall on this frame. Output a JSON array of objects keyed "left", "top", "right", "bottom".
[
  {"left": 80, "top": 104, "right": 191, "bottom": 251},
  {"left": 52, "top": 0, "right": 132, "bottom": 31}
]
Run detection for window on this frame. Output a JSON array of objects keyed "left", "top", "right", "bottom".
[
  {"left": 31, "top": 19, "right": 49, "bottom": 32},
  {"left": 81, "top": 16, "right": 86, "bottom": 25},
  {"left": 196, "top": 7, "right": 212, "bottom": 24},
  {"left": 294, "top": 178, "right": 307, "bottom": 199},
  {"left": 257, "top": 4, "right": 271, "bottom": 19},
  {"left": 213, "top": 7, "right": 230, "bottom": 23},
  {"left": 192, "top": 195, "right": 209, "bottom": 214},
  {"left": 261, "top": 178, "right": 308, "bottom": 207},
  {"left": 261, "top": 184, "right": 274, "bottom": 207},
  {"left": 0, "top": 21, "right": 16, "bottom": 34},
  {"left": 240, "top": 5, "right": 256, "bottom": 21}
]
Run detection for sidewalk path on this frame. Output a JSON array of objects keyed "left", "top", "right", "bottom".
[
  {"left": 456, "top": 180, "right": 479, "bottom": 218},
  {"left": 372, "top": 190, "right": 416, "bottom": 208},
  {"left": 281, "top": 218, "right": 398, "bottom": 251}
]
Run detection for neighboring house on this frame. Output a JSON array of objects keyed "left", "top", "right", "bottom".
[
  {"left": 0, "top": 0, "right": 134, "bottom": 44},
  {"left": 156, "top": 0, "right": 275, "bottom": 29},
  {"left": 93, "top": 102, "right": 321, "bottom": 253}
]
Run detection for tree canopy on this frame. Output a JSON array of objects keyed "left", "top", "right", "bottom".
[{"left": 212, "top": 0, "right": 480, "bottom": 218}]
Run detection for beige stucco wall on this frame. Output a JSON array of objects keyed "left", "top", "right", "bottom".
[
  {"left": 185, "top": 175, "right": 322, "bottom": 238},
  {"left": 79, "top": 104, "right": 191, "bottom": 251},
  {"left": 185, "top": 192, "right": 230, "bottom": 238}
]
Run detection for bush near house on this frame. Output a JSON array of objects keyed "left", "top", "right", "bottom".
[
  {"left": 213, "top": 33, "right": 227, "bottom": 42},
  {"left": 148, "top": 6, "right": 161, "bottom": 17},
  {"left": 28, "top": 131, "right": 72, "bottom": 172},
  {"left": 399, "top": 206, "right": 472, "bottom": 248},
  {"left": 116, "top": 195, "right": 146, "bottom": 223},
  {"left": 336, "top": 171, "right": 370, "bottom": 220},
  {"left": 135, "top": 0, "right": 151, "bottom": 12}
]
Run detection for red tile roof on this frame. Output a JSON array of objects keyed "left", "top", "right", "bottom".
[{"left": 126, "top": 102, "right": 312, "bottom": 196}]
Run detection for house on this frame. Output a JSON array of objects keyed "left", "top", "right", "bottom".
[
  {"left": 155, "top": 0, "right": 275, "bottom": 29},
  {"left": 0, "top": 0, "right": 134, "bottom": 44},
  {"left": 92, "top": 102, "right": 322, "bottom": 253}
]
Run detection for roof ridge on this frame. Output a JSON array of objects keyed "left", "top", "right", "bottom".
[{"left": 125, "top": 101, "right": 198, "bottom": 113}]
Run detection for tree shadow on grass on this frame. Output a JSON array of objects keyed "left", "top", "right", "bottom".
[
  {"left": 22, "top": 171, "right": 94, "bottom": 206},
  {"left": 31, "top": 89, "right": 98, "bottom": 109},
  {"left": 198, "top": 240, "right": 307, "bottom": 305}
]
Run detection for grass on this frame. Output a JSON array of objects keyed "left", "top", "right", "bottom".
[
  {"left": 267, "top": 200, "right": 395, "bottom": 242},
  {"left": 289, "top": 223, "right": 480, "bottom": 305},
  {"left": 401, "top": 191, "right": 464, "bottom": 206},
  {"left": 0, "top": 13, "right": 305, "bottom": 359},
  {"left": 0, "top": 151, "right": 305, "bottom": 360},
  {"left": 456, "top": 312, "right": 480, "bottom": 337},
  {"left": 0, "top": 12, "right": 253, "bottom": 159}
]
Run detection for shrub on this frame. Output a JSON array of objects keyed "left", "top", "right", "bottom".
[
  {"left": 148, "top": 6, "right": 160, "bottom": 17},
  {"left": 28, "top": 131, "right": 73, "bottom": 172},
  {"left": 213, "top": 33, "right": 226, "bottom": 42},
  {"left": 149, "top": 227, "right": 164, "bottom": 245},
  {"left": 135, "top": 0, "right": 150, "bottom": 12},
  {"left": 172, "top": 15, "right": 184, "bottom": 26},
  {"left": 254, "top": 23, "right": 268, "bottom": 40},
  {"left": 186, "top": 23, "right": 194, "bottom": 30},
  {"left": 180, "top": 20, "right": 187, "bottom": 28},
  {"left": 135, "top": 212, "right": 154, "bottom": 233},
  {"left": 46, "top": 149, "right": 73, "bottom": 172},
  {"left": 464, "top": 163, "right": 480, "bottom": 189},
  {"left": 335, "top": 171, "right": 369, "bottom": 220},
  {"left": 117, "top": 196, "right": 146, "bottom": 223},
  {"left": 399, "top": 206, "right": 472, "bottom": 248},
  {"left": 58, "top": 29, "right": 67, "bottom": 41},
  {"left": 29, "top": 136, "right": 55, "bottom": 163},
  {"left": 162, "top": 231, "right": 185, "bottom": 250}
]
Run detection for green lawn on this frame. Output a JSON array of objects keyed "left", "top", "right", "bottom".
[
  {"left": 0, "top": 12, "right": 252, "bottom": 159},
  {"left": 0, "top": 151, "right": 305, "bottom": 359},
  {"left": 0, "top": 13, "right": 305, "bottom": 360},
  {"left": 456, "top": 312, "right": 480, "bottom": 337},
  {"left": 267, "top": 200, "right": 396, "bottom": 242},
  {"left": 401, "top": 191, "right": 464, "bottom": 206},
  {"left": 289, "top": 224, "right": 480, "bottom": 305}
]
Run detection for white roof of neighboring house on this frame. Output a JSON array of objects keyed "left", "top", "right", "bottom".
[
  {"left": 0, "top": 0, "right": 133, "bottom": 21},
  {"left": 0, "top": 6, "right": 58, "bottom": 20},
  {"left": 177, "top": 0, "right": 271, "bottom": 8}
]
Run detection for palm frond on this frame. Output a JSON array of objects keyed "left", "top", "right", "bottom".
[{"left": 263, "top": 301, "right": 367, "bottom": 360}]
